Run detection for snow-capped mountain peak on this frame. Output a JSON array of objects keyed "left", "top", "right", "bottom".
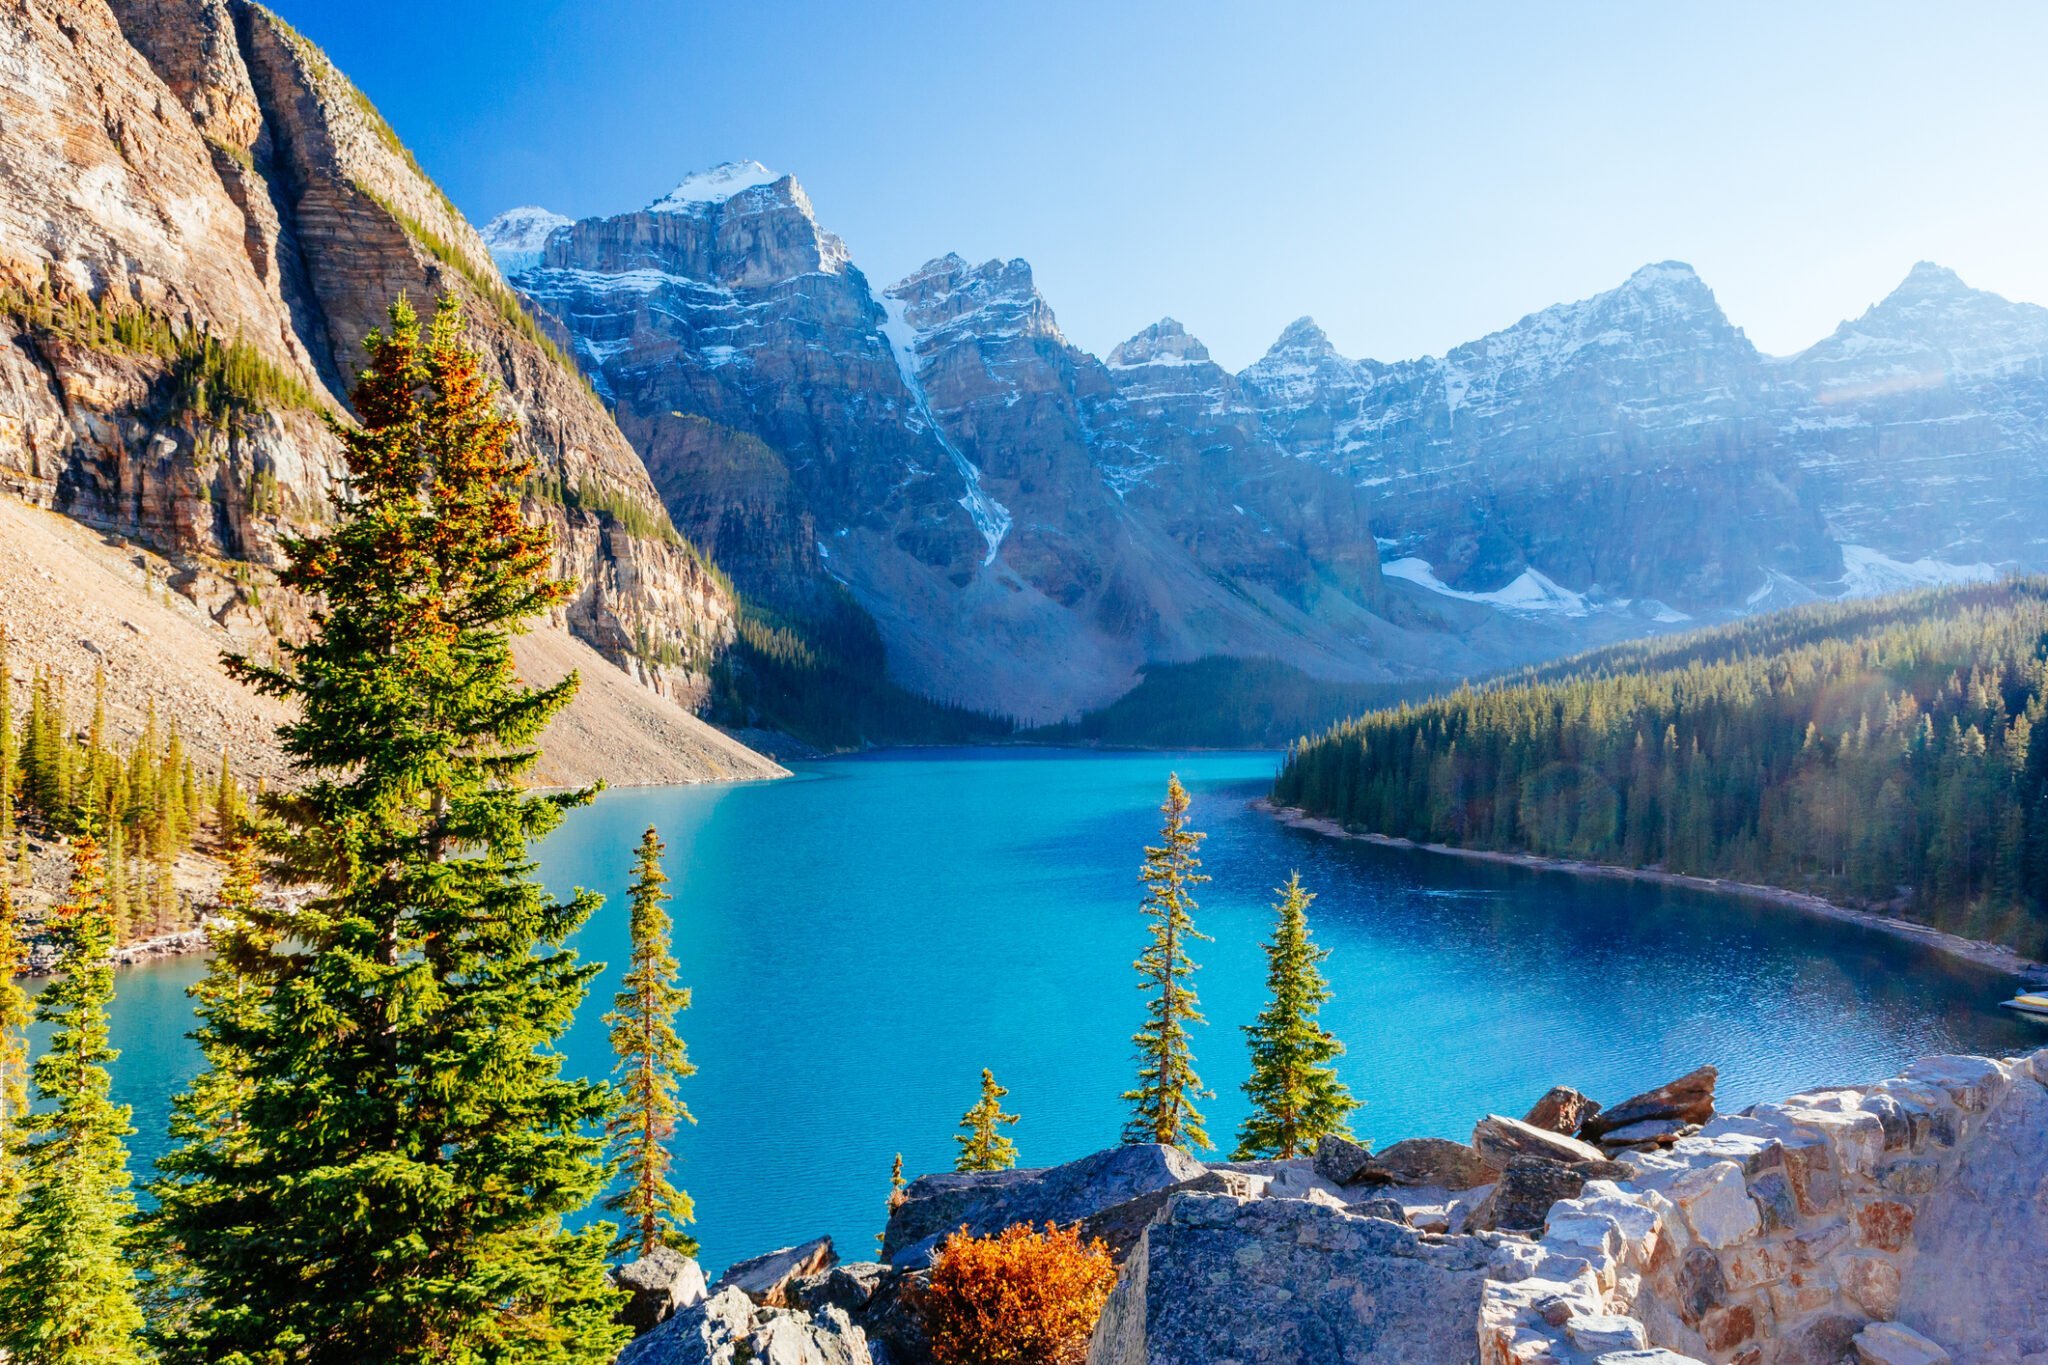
[
  {"left": 1107, "top": 318, "right": 1213, "bottom": 369},
  {"left": 479, "top": 205, "right": 571, "bottom": 274},
  {"left": 649, "top": 160, "right": 783, "bottom": 212}
]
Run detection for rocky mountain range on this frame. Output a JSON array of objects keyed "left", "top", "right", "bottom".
[
  {"left": 490, "top": 164, "right": 2048, "bottom": 725},
  {"left": 0, "top": 0, "right": 776, "bottom": 782},
  {"left": 9, "top": 1, "right": 2047, "bottom": 744}
]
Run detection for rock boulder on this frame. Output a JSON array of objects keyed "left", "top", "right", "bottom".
[
  {"left": 1087, "top": 1193, "right": 1511, "bottom": 1365},
  {"left": 615, "top": 1247, "right": 710, "bottom": 1334},
  {"left": 1580, "top": 1067, "right": 1717, "bottom": 1141},
  {"left": 1473, "top": 1114, "right": 1607, "bottom": 1167},
  {"left": 1358, "top": 1137, "right": 1498, "bottom": 1190},
  {"left": 618, "top": 1286, "right": 871, "bottom": 1365},
  {"left": 881, "top": 1144, "right": 1201, "bottom": 1263},
  {"left": 1524, "top": 1086, "right": 1601, "bottom": 1136},
  {"left": 712, "top": 1237, "right": 837, "bottom": 1308}
]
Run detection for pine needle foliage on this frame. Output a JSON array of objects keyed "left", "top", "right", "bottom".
[
  {"left": 954, "top": 1069, "right": 1020, "bottom": 1174},
  {"left": 1233, "top": 873, "right": 1358, "bottom": 1160},
  {"left": 0, "top": 831, "right": 149, "bottom": 1364},
  {"left": 603, "top": 825, "right": 698, "bottom": 1259},
  {"left": 146, "top": 296, "right": 626, "bottom": 1365},
  {"left": 1120, "top": 775, "right": 1213, "bottom": 1152}
]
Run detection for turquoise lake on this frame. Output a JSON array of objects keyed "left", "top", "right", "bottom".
[{"left": 90, "top": 748, "right": 2039, "bottom": 1274}]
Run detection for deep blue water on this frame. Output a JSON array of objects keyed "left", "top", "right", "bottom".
[{"left": 89, "top": 748, "right": 2038, "bottom": 1274}]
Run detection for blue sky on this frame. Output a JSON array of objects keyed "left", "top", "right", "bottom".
[{"left": 270, "top": 1, "right": 2048, "bottom": 369}]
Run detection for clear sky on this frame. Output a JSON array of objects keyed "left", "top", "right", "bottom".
[{"left": 267, "top": 1, "right": 2048, "bottom": 370}]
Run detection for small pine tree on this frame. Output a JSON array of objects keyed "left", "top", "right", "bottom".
[
  {"left": 877, "top": 1152, "right": 908, "bottom": 1249},
  {"left": 0, "top": 830, "right": 148, "bottom": 1363},
  {"left": 954, "top": 1069, "right": 1020, "bottom": 1173},
  {"left": 1232, "top": 873, "right": 1359, "bottom": 1160},
  {"left": 1121, "top": 774, "right": 1212, "bottom": 1151},
  {"left": 604, "top": 825, "right": 698, "bottom": 1258}
]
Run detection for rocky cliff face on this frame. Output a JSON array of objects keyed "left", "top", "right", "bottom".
[
  {"left": 499, "top": 178, "right": 1515, "bottom": 722},
  {"left": 0, "top": 0, "right": 737, "bottom": 704}
]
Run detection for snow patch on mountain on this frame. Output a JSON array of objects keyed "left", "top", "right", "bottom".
[
  {"left": 1836, "top": 544, "right": 1998, "bottom": 597},
  {"left": 649, "top": 160, "right": 783, "bottom": 211},
  {"left": 1383, "top": 557, "right": 1592, "bottom": 616},
  {"left": 878, "top": 294, "right": 1012, "bottom": 564},
  {"left": 480, "top": 206, "right": 570, "bottom": 275}
]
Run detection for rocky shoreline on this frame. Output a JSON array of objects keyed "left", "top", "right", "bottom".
[
  {"left": 604, "top": 1046, "right": 2048, "bottom": 1364},
  {"left": 1256, "top": 799, "right": 2048, "bottom": 984}
]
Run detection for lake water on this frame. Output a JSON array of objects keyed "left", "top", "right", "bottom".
[{"left": 88, "top": 748, "right": 2039, "bottom": 1274}]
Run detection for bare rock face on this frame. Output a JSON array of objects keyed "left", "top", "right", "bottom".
[
  {"left": 1086, "top": 1193, "right": 1513, "bottom": 1365},
  {"left": 2, "top": 0, "right": 738, "bottom": 709}
]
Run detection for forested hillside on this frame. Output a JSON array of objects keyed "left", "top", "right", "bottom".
[{"left": 1273, "top": 581, "right": 2048, "bottom": 955}]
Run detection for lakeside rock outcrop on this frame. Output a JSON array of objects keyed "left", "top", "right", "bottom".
[{"left": 629, "top": 1047, "right": 2046, "bottom": 1365}]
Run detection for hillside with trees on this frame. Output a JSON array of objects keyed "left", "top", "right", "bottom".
[{"left": 1273, "top": 580, "right": 2048, "bottom": 956}]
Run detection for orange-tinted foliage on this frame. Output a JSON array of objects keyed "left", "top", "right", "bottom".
[{"left": 923, "top": 1222, "right": 1118, "bottom": 1365}]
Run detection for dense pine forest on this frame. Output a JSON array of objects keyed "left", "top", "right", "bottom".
[
  {"left": 0, "top": 653, "right": 245, "bottom": 942},
  {"left": 1273, "top": 580, "right": 2048, "bottom": 956}
]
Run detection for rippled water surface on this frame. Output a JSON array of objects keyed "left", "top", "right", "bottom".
[{"left": 93, "top": 748, "right": 2038, "bottom": 1271}]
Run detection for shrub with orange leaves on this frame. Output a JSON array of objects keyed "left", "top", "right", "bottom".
[{"left": 922, "top": 1221, "right": 1120, "bottom": 1365}]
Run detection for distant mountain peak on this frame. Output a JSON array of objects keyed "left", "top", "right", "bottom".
[
  {"left": 480, "top": 206, "right": 571, "bottom": 273},
  {"left": 1108, "top": 317, "right": 1212, "bottom": 369},
  {"left": 1271, "top": 316, "right": 1334, "bottom": 353},
  {"left": 649, "top": 160, "right": 783, "bottom": 212}
]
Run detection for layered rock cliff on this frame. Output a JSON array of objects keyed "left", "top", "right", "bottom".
[{"left": 0, "top": 0, "right": 741, "bottom": 707}]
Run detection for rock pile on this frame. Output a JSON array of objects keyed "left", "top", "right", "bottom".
[{"left": 610, "top": 1049, "right": 2048, "bottom": 1365}]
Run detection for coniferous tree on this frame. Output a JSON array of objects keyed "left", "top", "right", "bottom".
[
  {"left": 953, "top": 1069, "right": 1020, "bottom": 1173},
  {"left": 0, "top": 636, "right": 16, "bottom": 848},
  {"left": 877, "top": 1153, "right": 907, "bottom": 1249},
  {"left": 147, "top": 296, "right": 625, "bottom": 1364},
  {"left": 1233, "top": 873, "right": 1358, "bottom": 1159},
  {"left": 0, "top": 829, "right": 148, "bottom": 1363},
  {"left": 603, "top": 825, "right": 697, "bottom": 1259},
  {"left": 1121, "top": 774, "right": 1212, "bottom": 1151},
  {"left": 0, "top": 852, "right": 30, "bottom": 1239}
]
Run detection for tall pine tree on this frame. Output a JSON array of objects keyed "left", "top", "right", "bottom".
[
  {"left": 953, "top": 1069, "right": 1019, "bottom": 1173},
  {"left": 147, "top": 296, "right": 626, "bottom": 1365},
  {"left": 1233, "top": 873, "right": 1358, "bottom": 1159},
  {"left": 1121, "top": 774, "right": 1212, "bottom": 1151},
  {"left": 603, "top": 825, "right": 697, "bottom": 1259},
  {"left": 0, "top": 829, "right": 149, "bottom": 1364}
]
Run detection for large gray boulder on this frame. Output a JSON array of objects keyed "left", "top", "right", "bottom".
[
  {"left": 618, "top": 1286, "right": 872, "bottom": 1365},
  {"left": 1086, "top": 1193, "right": 1509, "bottom": 1365},
  {"left": 712, "top": 1236, "right": 837, "bottom": 1308},
  {"left": 1358, "top": 1137, "right": 1498, "bottom": 1190},
  {"left": 881, "top": 1144, "right": 1201, "bottom": 1262},
  {"left": 615, "top": 1247, "right": 710, "bottom": 1333}
]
